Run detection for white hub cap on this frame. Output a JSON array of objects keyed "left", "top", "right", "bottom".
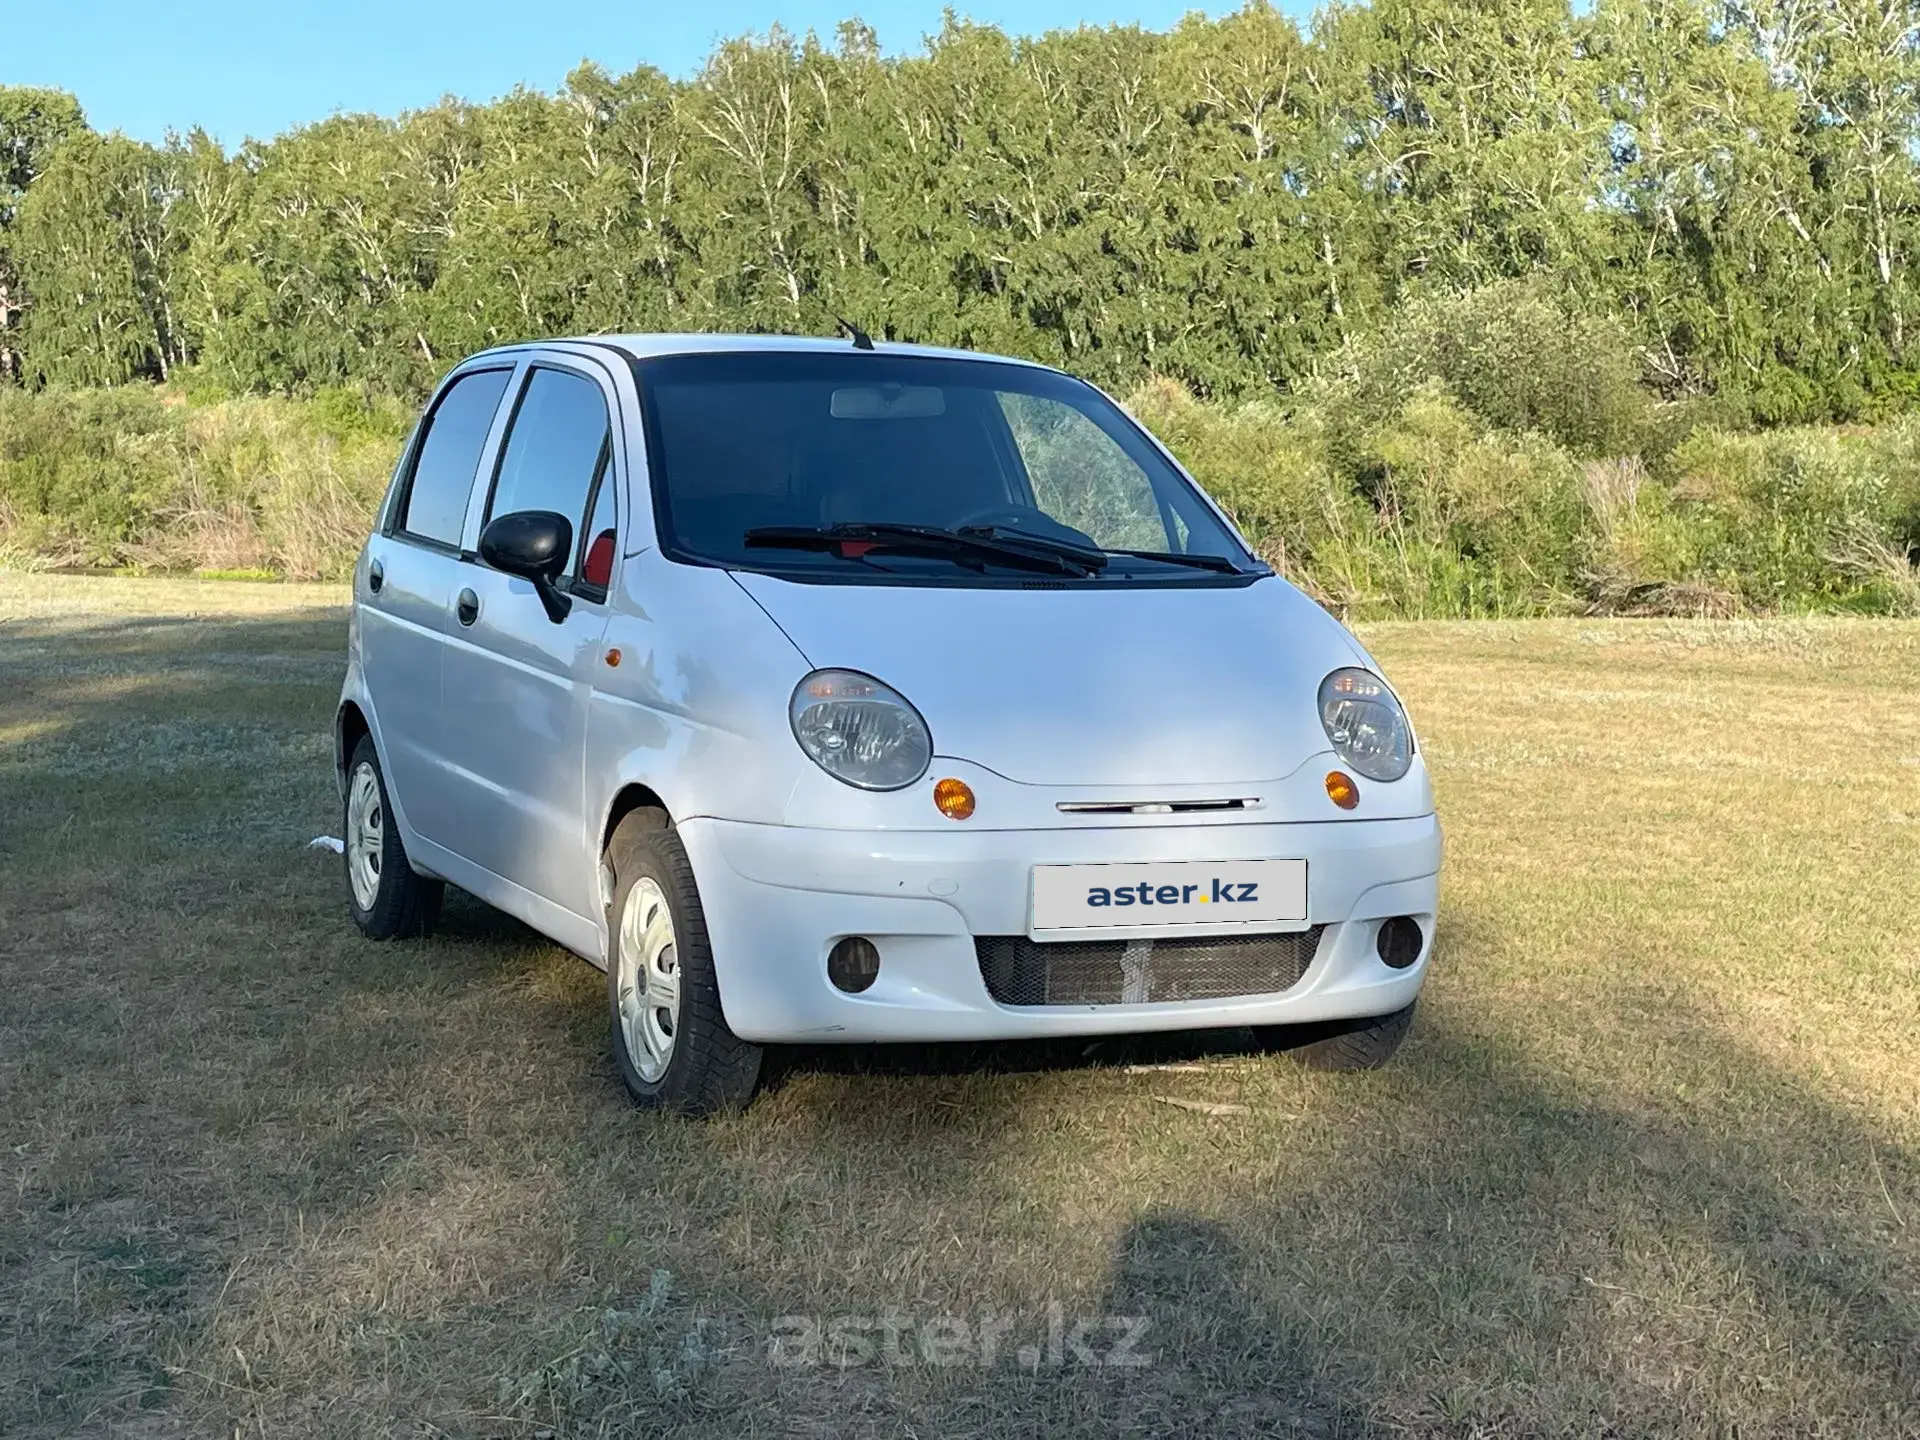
[
  {"left": 346, "top": 762, "right": 383, "bottom": 911},
  {"left": 616, "top": 877, "right": 680, "bottom": 1083}
]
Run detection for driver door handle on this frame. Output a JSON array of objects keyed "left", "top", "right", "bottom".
[
  {"left": 367, "top": 558, "right": 384, "bottom": 594},
  {"left": 455, "top": 588, "right": 480, "bottom": 627}
]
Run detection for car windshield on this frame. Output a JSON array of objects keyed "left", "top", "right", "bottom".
[{"left": 631, "top": 350, "right": 1261, "bottom": 585}]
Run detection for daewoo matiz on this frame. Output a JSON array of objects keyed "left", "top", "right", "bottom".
[{"left": 337, "top": 334, "right": 1442, "bottom": 1114}]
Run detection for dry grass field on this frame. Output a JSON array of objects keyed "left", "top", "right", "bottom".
[{"left": 1, "top": 572, "right": 1916, "bottom": 1439}]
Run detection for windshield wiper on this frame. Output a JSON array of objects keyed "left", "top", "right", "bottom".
[
  {"left": 1104, "top": 548, "right": 1250, "bottom": 574},
  {"left": 744, "top": 523, "right": 1106, "bottom": 576}
]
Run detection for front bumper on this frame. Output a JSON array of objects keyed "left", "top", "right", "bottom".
[{"left": 678, "top": 814, "right": 1442, "bottom": 1043}]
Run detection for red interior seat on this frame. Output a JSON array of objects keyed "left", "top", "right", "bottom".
[{"left": 584, "top": 530, "right": 616, "bottom": 588}]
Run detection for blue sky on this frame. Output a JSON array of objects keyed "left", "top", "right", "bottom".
[{"left": 7, "top": 0, "right": 1285, "bottom": 149}]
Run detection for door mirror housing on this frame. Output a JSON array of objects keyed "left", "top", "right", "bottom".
[{"left": 480, "top": 510, "right": 574, "bottom": 622}]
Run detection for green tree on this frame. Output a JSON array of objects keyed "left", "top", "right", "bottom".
[
  {"left": 0, "top": 86, "right": 87, "bottom": 381},
  {"left": 1736, "top": 0, "right": 1920, "bottom": 413},
  {"left": 1313, "top": 0, "right": 1613, "bottom": 291},
  {"left": 13, "top": 131, "right": 186, "bottom": 386},
  {"left": 6, "top": 7, "right": 1920, "bottom": 416},
  {"left": 195, "top": 109, "right": 476, "bottom": 391},
  {"left": 1154, "top": 3, "right": 1343, "bottom": 393}
]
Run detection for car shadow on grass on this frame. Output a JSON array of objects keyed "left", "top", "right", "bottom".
[
  {"left": 720, "top": 994, "right": 1918, "bottom": 1439},
  {"left": 199, "top": 821, "right": 1920, "bottom": 1433},
  {"left": 764, "top": 1023, "right": 1300, "bottom": 1088}
]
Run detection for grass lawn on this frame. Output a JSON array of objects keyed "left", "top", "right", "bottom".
[{"left": 1, "top": 572, "right": 1916, "bottom": 1438}]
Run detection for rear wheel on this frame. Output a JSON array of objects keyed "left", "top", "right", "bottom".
[
  {"left": 343, "top": 736, "right": 443, "bottom": 940},
  {"left": 1267, "top": 1002, "right": 1415, "bottom": 1071},
  {"left": 605, "top": 815, "right": 762, "bottom": 1116}
]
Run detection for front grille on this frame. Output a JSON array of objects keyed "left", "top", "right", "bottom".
[
  {"left": 1055, "top": 797, "right": 1258, "bottom": 816},
  {"left": 977, "top": 927, "right": 1326, "bottom": 1007}
]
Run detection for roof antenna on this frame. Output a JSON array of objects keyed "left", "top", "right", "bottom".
[{"left": 834, "top": 315, "right": 875, "bottom": 352}]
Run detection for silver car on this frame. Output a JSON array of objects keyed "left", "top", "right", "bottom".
[{"left": 337, "top": 334, "right": 1441, "bottom": 1114}]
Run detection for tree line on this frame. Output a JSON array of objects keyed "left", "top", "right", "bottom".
[{"left": 3, "top": 0, "right": 1919, "bottom": 422}]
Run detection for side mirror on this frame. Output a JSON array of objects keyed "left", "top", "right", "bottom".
[{"left": 479, "top": 510, "right": 573, "bottom": 623}]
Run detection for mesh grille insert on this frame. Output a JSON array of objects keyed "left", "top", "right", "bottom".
[{"left": 977, "top": 927, "right": 1326, "bottom": 1007}]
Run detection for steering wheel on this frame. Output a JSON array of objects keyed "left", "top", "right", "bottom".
[{"left": 952, "top": 505, "right": 1102, "bottom": 552}]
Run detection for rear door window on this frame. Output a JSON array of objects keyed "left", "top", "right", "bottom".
[
  {"left": 398, "top": 368, "right": 513, "bottom": 548},
  {"left": 486, "top": 366, "right": 615, "bottom": 596}
]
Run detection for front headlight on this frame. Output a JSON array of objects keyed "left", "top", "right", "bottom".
[
  {"left": 790, "top": 669, "right": 932, "bottom": 791},
  {"left": 1318, "top": 667, "right": 1413, "bottom": 782}
]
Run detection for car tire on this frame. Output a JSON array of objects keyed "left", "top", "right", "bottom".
[
  {"left": 605, "top": 814, "right": 763, "bottom": 1116},
  {"left": 1269, "top": 1001, "right": 1416, "bottom": 1071},
  {"left": 343, "top": 735, "right": 444, "bottom": 940}
]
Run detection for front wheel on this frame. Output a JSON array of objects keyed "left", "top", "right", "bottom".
[
  {"left": 343, "top": 736, "right": 443, "bottom": 940},
  {"left": 605, "top": 815, "right": 762, "bottom": 1116}
]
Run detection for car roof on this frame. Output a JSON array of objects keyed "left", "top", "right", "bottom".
[{"left": 475, "top": 332, "right": 1059, "bottom": 372}]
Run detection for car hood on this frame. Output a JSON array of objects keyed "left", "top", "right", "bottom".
[{"left": 730, "top": 572, "right": 1368, "bottom": 787}]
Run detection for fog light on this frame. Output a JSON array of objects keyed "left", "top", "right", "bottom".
[
  {"left": 933, "top": 777, "right": 976, "bottom": 820},
  {"left": 1325, "top": 770, "right": 1360, "bottom": 810},
  {"left": 827, "top": 936, "right": 881, "bottom": 993},
  {"left": 1376, "top": 916, "right": 1423, "bottom": 969}
]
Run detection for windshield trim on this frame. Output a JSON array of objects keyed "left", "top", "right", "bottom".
[{"left": 626, "top": 349, "right": 1268, "bottom": 589}]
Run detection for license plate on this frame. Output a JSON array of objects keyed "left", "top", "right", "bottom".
[{"left": 1030, "top": 860, "right": 1308, "bottom": 935}]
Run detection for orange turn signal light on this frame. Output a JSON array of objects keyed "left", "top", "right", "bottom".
[
  {"left": 1325, "top": 770, "right": 1360, "bottom": 810},
  {"left": 933, "top": 777, "right": 976, "bottom": 820}
]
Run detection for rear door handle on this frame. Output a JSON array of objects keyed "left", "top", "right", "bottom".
[
  {"left": 367, "top": 558, "right": 384, "bottom": 594},
  {"left": 456, "top": 588, "right": 479, "bottom": 626}
]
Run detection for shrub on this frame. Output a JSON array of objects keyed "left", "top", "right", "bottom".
[
  {"left": 1122, "top": 376, "right": 1361, "bottom": 582},
  {"left": 3, "top": 376, "right": 1917, "bottom": 616},
  {"left": 1574, "top": 457, "right": 1729, "bottom": 614},
  {"left": 1348, "top": 387, "right": 1587, "bottom": 615},
  {"left": 0, "top": 386, "right": 180, "bottom": 558},
  {"left": 1307, "top": 278, "right": 1654, "bottom": 461},
  {"left": 1666, "top": 425, "right": 1913, "bottom": 609},
  {"left": 0, "top": 386, "right": 404, "bottom": 578}
]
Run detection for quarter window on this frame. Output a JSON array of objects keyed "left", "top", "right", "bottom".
[
  {"left": 578, "top": 465, "right": 618, "bottom": 594},
  {"left": 399, "top": 368, "right": 513, "bottom": 547}
]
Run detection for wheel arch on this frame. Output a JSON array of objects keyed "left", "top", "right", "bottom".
[
  {"left": 597, "top": 782, "right": 674, "bottom": 920},
  {"left": 335, "top": 699, "right": 372, "bottom": 796},
  {"left": 601, "top": 782, "right": 672, "bottom": 853}
]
